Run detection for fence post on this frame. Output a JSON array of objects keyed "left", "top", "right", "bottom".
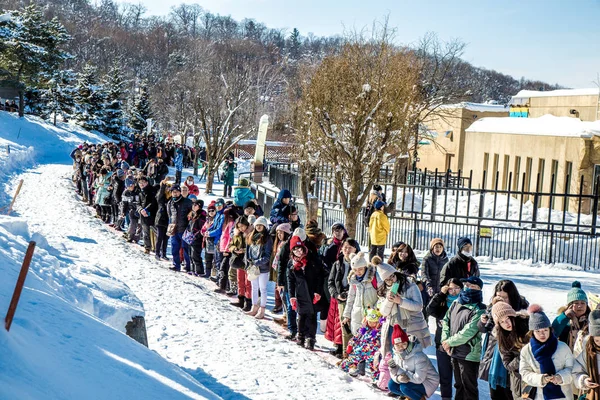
[
  {"left": 475, "top": 171, "right": 487, "bottom": 257},
  {"left": 5, "top": 241, "right": 36, "bottom": 332},
  {"left": 548, "top": 225, "right": 555, "bottom": 264},
  {"left": 125, "top": 316, "right": 149, "bottom": 347},
  {"left": 6, "top": 179, "right": 24, "bottom": 215},
  {"left": 592, "top": 176, "right": 600, "bottom": 236}
]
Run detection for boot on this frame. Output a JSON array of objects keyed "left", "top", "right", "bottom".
[
  {"left": 307, "top": 338, "right": 316, "bottom": 351},
  {"left": 285, "top": 332, "right": 296, "bottom": 341},
  {"left": 245, "top": 304, "right": 259, "bottom": 317},
  {"left": 225, "top": 284, "right": 237, "bottom": 296},
  {"left": 319, "top": 319, "right": 327, "bottom": 333},
  {"left": 231, "top": 295, "right": 244, "bottom": 308},
  {"left": 242, "top": 298, "right": 252, "bottom": 312},
  {"left": 273, "top": 315, "right": 287, "bottom": 326},
  {"left": 255, "top": 307, "right": 266, "bottom": 320},
  {"left": 329, "top": 344, "right": 343, "bottom": 359},
  {"left": 297, "top": 336, "right": 305, "bottom": 347}
]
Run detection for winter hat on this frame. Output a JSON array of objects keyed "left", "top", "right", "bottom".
[
  {"left": 373, "top": 184, "right": 383, "bottom": 192},
  {"left": 215, "top": 198, "right": 225, "bottom": 207},
  {"left": 289, "top": 235, "right": 307, "bottom": 252},
  {"left": 239, "top": 178, "right": 250, "bottom": 187},
  {"left": 461, "top": 276, "right": 484, "bottom": 289},
  {"left": 371, "top": 255, "right": 396, "bottom": 281},
  {"left": 331, "top": 222, "right": 346, "bottom": 231},
  {"left": 365, "top": 308, "right": 382, "bottom": 323},
  {"left": 374, "top": 200, "right": 385, "bottom": 210},
  {"left": 121, "top": 161, "right": 130, "bottom": 170},
  {"left": 491, "top": 301, "right": 517, "bottom": 324},
  {"left": 170, "top": 185, "right": 181, "bottom": 192},
  {"left": 528, "top": 304, "right": 552, "bottom": 331},
  {"left": 116, "top": 169, "right": 125, "bottom": 178},
  {"left": 278, "top": 189, "right": 292, "bottom": 201},
  {"left": 125, "top": 178, "right": 135, "bottom": 187},
  {"left": 430, "top": 238, "right": 444, "bottom": 250},
  {"left": 207, "top": 201, "right": 216, "bottom": 211},
  {"left": 567, "top": 281, "right": 588, "bottom": 304},
  {"left": 188, "top": 194, "right": 197, "bottom": 202},
  {"left": 292, "top": 227, "right": 307, "bottom": 242},
  {"left": 247, "top": 215, "right": 257, "bottom": 225},
  {"left": 392, "top": 324, "right": 409, "bottom": 344},
  {"left": 589, "top": 310, "right": 600, "bottom": 336},
  {"left": 457, "top": 237, "right": 472, "bottom": 251},
  {"left": 243, "top": 201, "right": 257, "bottom": 210},
  {"left": 350, "top": 252, "right": 368, "bottom": 270},
  {"left": 253, "top": 216, "right": 269, "bottom": 228},
  {"left": 276, "top": 223, "right": 292, "bottom": 234}
]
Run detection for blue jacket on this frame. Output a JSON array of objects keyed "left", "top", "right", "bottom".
[
  {"left": 269, "top": 189, "right": 292, "bottom": 225},
  {"left": 233, "top": 187, "right": 255, "bottom": 207},
  {"left": 207, "top": 210, "right": 224, "bottom": 241},
  {"left": 174, "top": 153, "right": 183, "bottom": 172}
]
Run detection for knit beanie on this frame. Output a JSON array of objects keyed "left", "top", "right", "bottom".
[
  {"left": 457, "top": 237, "right": 472, "bottom": 251},
  {"left": 567, "top": 281, "right": 588, "bottom": 305},
  {"left": 491, "top": 301, "right": 517, "bottom": 324},
  {"left": 528, "top": 304, "right": 551, "bottom": 331},
  {"left": 392, "top": 324, "right": 409, "bottom": 344},
  {"left": 207, "top": 201, "right": 216, "bottom": 211},
  {"left": 276, "top": 223, "right": 292, "bottom": 234},
  {"left": 349, "top": 252, "right": 368, "bottom": 270},
  {"left": 243, "top": 201, "right": 256, "bottom": 210},
  {"left": 292, "top": 227, "right": 307, "bottom": 242},
  {"left": 289, "top": 235, "right": 306, "bottom": 252},
  {"left": 239, "top": 178, "right": 250, "bottom": 187},
  {"left": 374, "top": 200, "right": 385, "bottom": 210},
  {"left": 247, "top": 215, "right": 256, "bottom": 225},
  {"left": 430, "top": 238, "right": 444, "bottom": 250},
  {"left": 371, "top": 255, "right": 396, "bottom": 281},
  {"left": 589, "top": 309, "right": 600, "bottom": 337},
  {"left": 125, "top": 178, "right": 135, "bottom": 187},
  {"left": 253, "top": 216, "right": 269, "bottom": 228}
]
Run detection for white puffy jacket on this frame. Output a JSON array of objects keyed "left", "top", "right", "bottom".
[{"left": 519, "top": 340, "right": 574, "bottom": 400}]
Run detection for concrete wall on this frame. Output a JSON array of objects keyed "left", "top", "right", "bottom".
[
  {"left": 528, "top": 95, "right": 599, "bottom": 121},
  {"left": 462, "top": 131, "right": 600, "bottom": 212},
  {"left": 417, "top": 108, "right": 509, "bottom": 172}
]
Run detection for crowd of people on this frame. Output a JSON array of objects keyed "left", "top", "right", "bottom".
[{"left": 69, "top": 142, "right": 600, "bottom": 400}]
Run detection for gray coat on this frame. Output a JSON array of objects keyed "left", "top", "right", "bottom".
[{"left": 342, "top": 267, "right": 379, "bottom": 335}]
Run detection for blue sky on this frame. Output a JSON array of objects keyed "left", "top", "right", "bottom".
[{"left": 131, "top": 0, "right": 600, "bottom": 88}]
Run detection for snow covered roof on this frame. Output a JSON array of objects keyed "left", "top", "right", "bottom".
[
  {"left": 439, "top": 102, "right": 509, "bottom": 113},
  {"left": 514, "top": 88, "right": 600, "bottom": 99},
  {"left": 466, "top": 114, "right": 600, "bottom": 138},
  {"left": 0, "top": 13, "right": 11, "bottom": 23}
]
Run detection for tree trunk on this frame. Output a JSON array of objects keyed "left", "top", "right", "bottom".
[
  {"left": 18, "top": 91, "right": 24, "bottom": 118},
  {"left": 344, "top": 206, "right": 361, "bottom": 238},
  {"left": 205, "top": 170, "right": 215, "bottom": 194},
  {"left": 193, "top": 147, "right": 199, "bottom": 176}
]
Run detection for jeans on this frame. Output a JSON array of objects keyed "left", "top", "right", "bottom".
[
  {"left": 155, "top": 226, "right": 168, "bottom": 258},
  {"left": 388, "top": 381, "right": 427, "bottom": 400},
  {"left": 436, "top": 347, "right": 453, "bottom": 399},
  {"left": 284, "top": 290, "right": 298, "bottom": 335},
  {"left": 204, "top": 252, "right": 214, "bottom": 277},
  {"left": 369, "top": 245, "right": 385, "bottom": 260},
  {"left": 170, "top": 232, "right": 190, "bottom": 270},
  {"left": 128, "top": 210, "right": 140, "bottom": 241},
  {"left": 251, "top": 272, "right": 269, "bottom": 307}
]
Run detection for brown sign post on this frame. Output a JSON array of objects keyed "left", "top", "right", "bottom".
[{"left": 5, "top": 241, "right": 36, "bottom": 332}]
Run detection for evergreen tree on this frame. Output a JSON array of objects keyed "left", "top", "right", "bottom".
[
  {"left": 102, "top": 62, "right": 126, "bottom": 137},
  {"left": 128, "top": 81, "right": 151, "bottom": 135},
  {"left": 74, "top": 64, "right": 106, "bottom": 131},
  {"left": 288, "top": 28, "right": 301, "bottom": 60},
  {"left": 40, "top": 69, "right": 76, "bottom": 126}
]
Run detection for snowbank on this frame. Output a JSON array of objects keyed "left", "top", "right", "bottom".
[{"left": 466, "top": 114, "right": 600, "bottom": 137}]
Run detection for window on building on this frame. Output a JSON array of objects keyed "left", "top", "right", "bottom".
[
  {"left": 525, "top": 157, "right": 533, "bottom": 192},
  {"left": 502, "top": 155, "right": 510, "bottom": 190},
  {"left": 445, "top": 154, "right": 454, "bottom": 171},
  {"left": 550, "top": 159, "right": 559, "bottom": 208},
  {"left": 513, "top": 156, "right": 521, "bottom": 191},
  {"left": 492, "top": 154, "right": 500, "bottom": 189},
  {"left": 483, "top": 153, "right": 490, "bottom": 188},
  {"left": 565, "top": 161, "right": 573, "bottom": 193},
  {"left": 537, "top": 159, "right": 545, "bottom": 192}
]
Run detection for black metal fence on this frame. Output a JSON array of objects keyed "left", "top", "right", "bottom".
[{"left": 258, "top": 165, "right": 600, "bottom": 269}]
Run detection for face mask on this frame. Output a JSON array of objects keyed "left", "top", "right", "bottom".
[{"left": 462, "top": 251, "right": 472, "bottom": 258}]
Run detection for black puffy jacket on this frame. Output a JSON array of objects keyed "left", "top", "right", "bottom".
[{"left": 167, "top": 196, "right": 193, "bottom": 233}]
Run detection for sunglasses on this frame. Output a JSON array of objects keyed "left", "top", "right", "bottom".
[{"left": 208, "top": 210, "right": 216, "bottom": 213}]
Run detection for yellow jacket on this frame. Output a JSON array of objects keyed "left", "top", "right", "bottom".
[{"left": 369, "top": 210, "right": 390, "bottom": 246}]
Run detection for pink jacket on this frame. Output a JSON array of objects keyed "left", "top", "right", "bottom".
[
  {"left": 219, "top": 220, "right": 234, "bottom": 253},
  {"left": 377, "top": 352, "right": 392, "bottom": 392}
]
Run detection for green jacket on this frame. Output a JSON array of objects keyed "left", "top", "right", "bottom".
[
  {"left": 441, "top": 300, "right": 485, "bottom": 362},
  {"left": 221, "top": 161, "right": 237, "bottom": 186}
]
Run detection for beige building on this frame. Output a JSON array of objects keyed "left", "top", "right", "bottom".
[
  {"left": 417, "top": 103, "right": 509, "bottom": 172},
  {"left": 511, "top": 88, "right": 600, "bottom": 121}
]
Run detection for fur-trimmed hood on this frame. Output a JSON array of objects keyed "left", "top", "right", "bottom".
[{"left": 347, "top": 265, "right": 376, "bottom": 285}]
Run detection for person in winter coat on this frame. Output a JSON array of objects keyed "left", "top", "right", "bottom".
[
  {"left": 441, "top": 275, "right": 486, "bottom": 400},
  {"left": 340, "top": 308, "right": 383, "bottom": 381},
  {"left": 174, "top": 148, "right": 184, "bottom": 185},
  {"left": 154, "top": 179, "right": 172, "bottom": 261},
  {"left": 206, "top": 198, "right": 225, "bottom": 279},
  {"left": 326, "top": 238, "right": 361, "bottom": 358},
  {"left": 492, "top": 301, "right": 531, "bottom": 400},
  {"left": 276, "top": 226, "right": 297, "bottom": 338},
  {"left": 233, "top": 178, "right": 255, "bottom": 208},
  {"left": 387, "top": 325, "right": 440, "bottom": 400},
  {"left": 439, "top": 236, "right": 480, "bottom": 287},
  {"left": 155, "top": 158, "right": 169, "bottom": 183},
  {"left": 186, "top": 199, "right": 206, "bottom": 276},
  {"left": 183, "top": 176, "right": 200, "bottom": 196},
  {"left": 479, "top": 280, "right": 530, "bottom": 400},
  {"left": 552, "top": 281, "right": 591, "bottom": 354},
  {"left": 304, "top": 219, "right": 329, "bottom": 333},
  {"left": 519, "top": 305, "right": 574, "bottom": 400},
  {"left": 137, "top": 176, "right": 158, "bottom": 254},
  {"left": 342, "top": 252, "right": 379, "bottom": 336},
  {"left": 122, "top": 178, "right": 141, "bottom": 243},
  {"left": 368, "top": 200, "right": 389, "bottom": 260},
  {"left": 376, "top": 256, "right": 431, "bottom": 360},
  {"left": 221, "top": 156, "right": 237, "bottom": 198},
  {"left": 94, "top": 166, "right": 113, "bottom": 222},
  {"left": 363, "top": 185, "right": 386, "bottom": 228},
  {"left": 269, "top": 223, "right": 291, "bottom": 313},
  {"left": 214, "top": 207, "right": 237, "bottom": 294},
  {"left": 201, "top": 202, "right": 217, "bottom": 278},
  {"left": 426, "top": 277, "right": 464, "bottom": 400},
  {"left": 229, "top": 216, "right": 252, "bottom": 309},
  {"left": 388, "top": 242, "right": 419, "bottom": 277},
  {"left": 420, "top": 238, "right": 449, "bottom": 296},
  {"left": 167, "top": 185, "right": 193, "bottom": 271},
  {"left": 323, "top": 222, "right": 349, "bottom": 272},
  {"left": 572, "top": 310, "right": 600, "bottom": 398},
  {"left": 109, "top": 169, "right": 126, "bottom": 227},
  {"left": 288, "top": 205, "right": 301, "bottom": 230},
  {"left": 270, "top": 189, "right": 293, "bottom": 225},
  {"left": 244, "top": 216, "right": 273, "bottom": 320},
  {"left": 288, "top": 233, "right": 325, "bottom": 350},
  {"left": 143, "top": 158, "right": 158, "bottom": 186}
]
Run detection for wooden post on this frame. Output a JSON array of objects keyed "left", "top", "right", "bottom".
[
  {"left": 6, "top": 179, "right": 24, "bottom": 215},
  {"left": 5, "top": 241, "right": 36, "bottom": 332},
  {"left": 307, "top": 195, "right": 319, "bottom": 222}
]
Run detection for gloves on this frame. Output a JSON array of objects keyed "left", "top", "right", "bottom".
[
  {"left": 388, "top": 359, "right": 397, "bottom": 368},
  {"left": 399, "top": 374, "right": 410, "bottom": 383},
  {"left": 389, "top": 365, "right": 399, "bottom": 377},
  {"left": 346, "top": 345, "right": 353, "bottom": 355},
  {"left": 313, "top": 293, "right": 321, "bottom": 304},
  {"left": 290, "top": 297, "right": 297, "bottom": 311}
]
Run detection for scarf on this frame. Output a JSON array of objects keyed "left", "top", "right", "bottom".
[
  {"left": 251, "top": 230, "right": 264, "bottom": 244},
  {"left": 530, "top": 334, "right": 565, "bottom": 399},
  {"left": 446, "top": 293, "right": 459, "bottom": 308},
  {"left": 333, "top": 236, "right": 343, "bottom": 257},
  {"left": 292, "top": 253, "right": 307, "bottom": 270},
  {"left": 356, "top": 273, "right": 365, "bottom": 283},
  {"left": 586, "top": 338, "right": 600, "bottom": 400},
  {"left": 570, "top": 314, "right": 588, "bottom": 349},
  {"left": 488, "top": 344, "right": 509, "bottom": 390},
  {"left": 458, "top": 288, "right": 483, "bottom": 305}
]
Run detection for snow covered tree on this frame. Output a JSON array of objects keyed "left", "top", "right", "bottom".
[
  {"left": 74, "top": 64, "right": 106, "bottom": 131},
  {"left": 102, "top": 62, "right": 126, "bottom": 138},
  {"left": 40, "top": 69, "right": 77, "bottom": 125},
  {"left": 0, "top": 5, "right": 71, "bottom": 117},
  {"left": 128, "top": 81, "right": 151, "bottom": 135}
]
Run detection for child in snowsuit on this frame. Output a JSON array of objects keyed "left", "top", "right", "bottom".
[{"left": 340, "top": 308, "right": 382, "bottom": 382}]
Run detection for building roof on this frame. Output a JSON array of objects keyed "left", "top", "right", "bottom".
[
  {"left": 514, "top": 88, "right": 600, "bottom": 99},
  {"left": 466, "top": 114, "right": 600, "bottom": 138},
  {"left": 439, "top": 102, "right": 509, "bottom": 112}
]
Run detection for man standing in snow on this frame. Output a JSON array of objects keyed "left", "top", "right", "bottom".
[
  {"left": 137, "top": 176, "right": 158, "bottom": 255},
  {"left": 167, "top": 185, "right": 193, "bottom": 271},
  {"left": 439, "top": 237, "right": 480, "bottom": 287}
]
